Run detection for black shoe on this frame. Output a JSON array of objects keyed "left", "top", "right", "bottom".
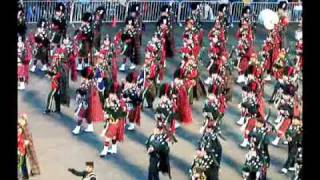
[
  {"left": 54, "top": 109, "right": 61, "bottom": 113},
  {"left": 43, "top": 109, "right": 51, "bottom": 114}
]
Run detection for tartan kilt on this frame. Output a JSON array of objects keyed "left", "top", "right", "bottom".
[
  {"left": 18, "top": 64, "right": 26, "bottom": 78},
  {"left": 79, "top": 41, "right": 91, "bottom": 58},
  {"left": 106, "top": 122, "right": 118, "bottom": 139},
  {"left": 35, "top": 47, "right": 47, "bottom": 61},
  {"left": 145, "top": 81, "right": 156, "bottom": 98},
  {"left": 93, "top": 30, "right": 101, "bottom": 50},
  {"left": 75, "top": 104, "right": 87, "bottom": 119},
  {"left": 106, "top": 120, "right": 125, "bottom": 141},
  {"left": 123, "top": 42, "right": 134, "bottom": 58}
]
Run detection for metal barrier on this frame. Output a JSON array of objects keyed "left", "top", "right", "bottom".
[
  {"left": 126, "top": 0, "right": 180, "bottom": 22},
  {"left": 23, "top": 0, "right": 63, "bottom": 23},
  {"left": 22, "top": 0, "right": 302, "bottom": 24},
  {"left": 178, "top": 1, "right": 221, "bottom": 22},
  {"left": 231, "top": 2, "right": 302, "bottom": 23},
  {"left": 70, "top": 1, "right": 127, "bottom": 23}
]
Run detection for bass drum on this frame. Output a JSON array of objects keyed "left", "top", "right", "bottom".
[{"left": 258, "top": 9, "right": 279, "bottom": 30}]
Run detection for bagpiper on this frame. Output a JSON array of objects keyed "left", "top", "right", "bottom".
[
  {"left": 146, "top": 125, "right": 172, "bottom": 180},
  {"left": 17, "top": 2, "right": 27, "bottom": 41},
  {"left": 191, "top": 121, "right": 222, "bottom": 180},
  {"left": 72, "top": 86, "right": 89, "bottom": 135},
  {"left": 247, "top": 117, "right": 272, "bottom": 179},
  {"left": 242, "top": 146, "right": 263, "bottom": 180},
  {"left": 155, "top": 83, "right": 177, "bottom": 143},
  {"left": 271, "top": 85, "right": 296, "bottom": 146},
  {"left": 122, "top": 71, "right": 142, "bottom": 131},
  {"left": 50, "top": 3, "right": 67, "bottom": 45},
  {"left": 277, "top": 1, "right": 289, "bottom": 51},
  {"left": 119, "top": 16, "right": 137, "bottom": 71},
  {"left": 31, "top": 19, "right": 50, "bottom": 72},
  {"left": 92, "top": 6, "right": 106, "bottom": 51},
  {"left": 158, "top": 5, "right": 175, "bottom": 58},
  {"left": 100, "top": 82, "right": 127, "bottom": 156},
  {"left": 75, "top": 12, "right": 94, "bottom": 70},
  {"left": 281, "top": 118, "right": 302, "bottom": 175}
]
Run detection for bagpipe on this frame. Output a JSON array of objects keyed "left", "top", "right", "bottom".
[{"left": 146, "top": 132, "right": 170, "bottom": 153}]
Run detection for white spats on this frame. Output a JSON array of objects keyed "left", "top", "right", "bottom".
[
  {"left": 129, "top": 64, "right": 136, "bottom": 70},
  {"left": 127, "top": 123, "right": 135, "bottom": 131},
  {"left": 84, "top": 123, "right": 94, "bottom": 132},
  {"left": 236, "top": 74, "right": 246, "bottom": 84},
  {"left": 99, "top": 146, "right": 109, "bottom": 157},
  {"left": 30, "top": 65, "right": 36, "bottom": 72},
  {"left": 108, "top": 144, "right": 117, "bottom": 154},
  {"left": 281, "top": 168, "right": 288, "bottom": 174},
  {"left": 41, "top": 64, "right": 48, "bottom": 71},
  {"left": 18, "top": 82, "right": 25, "bottom": 90},
  {"left": 77, "top": 63, "right": 83, "bottom": 71},
  {"left": 272, "top": 136, "right": 280, "bottom": 146},
  {"left": 237, "top": 117, "right": 245, "bottom": 126},
  {"left": 119, "top": 64, "right": 126, "bottom": 71},
  {"left": 72, "top": 126, "right": 81, "bottom": 135},
  {"left": 264, "top": 75, "right": 272, "bottom": 81},
  {"left": 240, "top": 138, "right": 249, "bottom": 148}
]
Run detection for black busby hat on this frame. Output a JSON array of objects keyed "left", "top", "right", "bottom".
[
  {"left": 209, "top": 63, "right": 219, "bottom": 75},
  {"left": 125, "top": 16, "right": 134, "bottom": 25},
  {"left": 76, "top": 88, "right": 87, "bottom": 96},
  {"left": 126, "top": 71, "right": 138, "bottom": 83},
  {"left": 18, "top": 2, "right": 24, "bottom": 12},
  {"left": 278, "top": 1, "right": 288, "bottom": 11},
  {"left": 157, "top": 16, "right": 169, "bottom": 27},
  {"left": 81, "top": 66, "right": 94, "bottom": 79},
  {"left": 85, "top": 161, "right": 94, "bottom": 168},
  {"left": 173, "top": 68, "right": 183, "bottom": 79},
  {"left": 283, "top": 84, "right": 295, "bottom": 96},
  {"left": 55, "top": 2, "right": 65, "bottom": 13},
  {"left": 161, "top": 5, "right": 171, "bottom": 13},
  {"left": 37, "top": 18, "right": 47, "bottom": 28},
  {"left": 191, "top": 3, "right": 200, "bottom": 11},
  {"left": 159, "top": 83, "right": 171, "bottom": 97},
  {"left": 218, "top": 4, "right": 228, "bottom": 13},
  {"left": 242, "top": 6, "right": 251, "bottom": 15},
  {"left": 82, "top": 12, "right": 92, "bottom": 23},
  {"left": 129, "top": 4, "right": 140, "bottom": 13},
  {"left": 95, "top": 6, "right": 106, "bottom": 17}
]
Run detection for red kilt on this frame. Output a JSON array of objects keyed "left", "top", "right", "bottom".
[
  {"left": 239, "top": 56, "right": 249, "bottom": 74},
  {"left": 277, "top": 118, "right": 291, "bottom": 138},
  {"left": 75, "top": 104, "right": 87, "bottom": 119},
  {"left": 17, "top": 64, "right": 26, "bottom": 79},
  {"left": 105, "top": 120, "right": 125, "bottom": 142},
  {"left": 128, "top": 105, "right": 141, "bottom": 126},
  {"left": 244, "top": 118, "right": 256, "bottom": 139}
]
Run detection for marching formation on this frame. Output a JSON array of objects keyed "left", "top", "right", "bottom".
[{"left": 17, "top": 1, "right": 302, "bottom": 180}]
